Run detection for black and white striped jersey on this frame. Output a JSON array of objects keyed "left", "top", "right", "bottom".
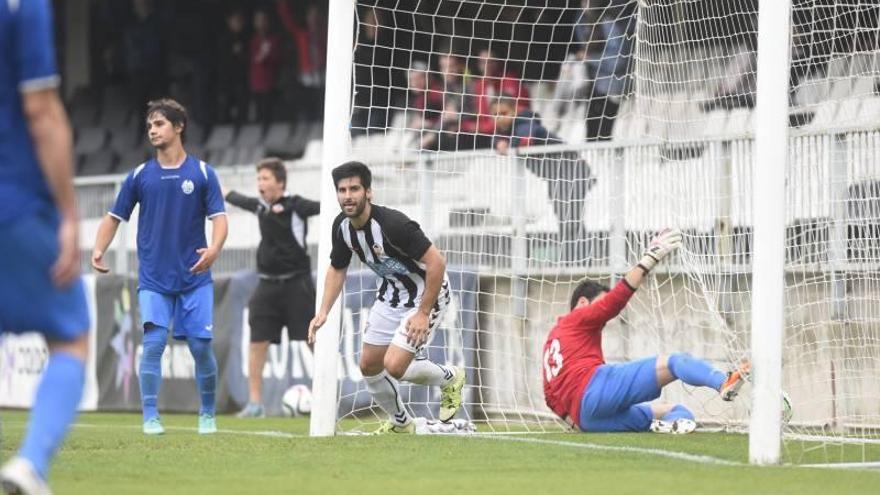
[{"left": 330, "top": 204, "right": 439, "bottom": 308}]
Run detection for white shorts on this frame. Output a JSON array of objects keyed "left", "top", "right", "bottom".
[{"left": 363, "top": 281, "right": 451, "bottom": 353}]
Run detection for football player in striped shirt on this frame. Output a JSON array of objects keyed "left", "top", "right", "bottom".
[{"left": 309, "top": 161, "right": 465, "bottom": 433}]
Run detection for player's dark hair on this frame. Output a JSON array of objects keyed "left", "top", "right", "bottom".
[
  {"left": 569, "top": 279, "right": 610, "bottom": 310},
  {"left": 145, "top": 98, "right": 188, "bottom": 142},
  {"left": 256, "top": 157, "right": 287, "bottom": 187},
  {"left": 332, "top": 161, "right": 372, "bottom": 190}
]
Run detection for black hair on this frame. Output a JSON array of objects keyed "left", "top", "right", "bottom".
[
  {"left": 145, "top": 98, "right": 188, "bottom": 142},
  {"left": 332, "top": 161, "right": 372, "bottom": 190},
  {"left": 256, "top": 157, "right": 287, "bottom": 187},
  {"left": 569, "top": 279, "right": 610, "bottom": 310}
]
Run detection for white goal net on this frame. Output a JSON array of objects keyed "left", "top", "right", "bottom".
[{"left": 318, "top": 0, "right": 880, "bottom": 464}]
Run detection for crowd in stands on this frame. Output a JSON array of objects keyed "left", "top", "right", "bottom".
[{"left": 68, "top": 0, "right": 880, "bottom": 176}]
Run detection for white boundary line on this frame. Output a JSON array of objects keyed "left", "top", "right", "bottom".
[
  {"left": 2, "top": 421, "right": 306, "bottom": 439},
  {"left": 471, "top": 434, "right": 743, "bottom": 466}
]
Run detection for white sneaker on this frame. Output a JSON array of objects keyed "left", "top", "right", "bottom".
[
  {"left": 0, "top": 457, "right": 53, "bottom": 495},
  {"left": 650, "top": 418, "right": 697, "bottom": 435}
]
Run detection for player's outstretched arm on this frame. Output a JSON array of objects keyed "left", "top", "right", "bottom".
[
  {"left": 91, "top": 214, "right": 122, "bottom": 273},
  {"left": 191, "top": 214, "right": 228, "bottom": 273},
  {"left": 624, "top": 228, "right": 682, "bottom": 289},
  {"left": 308, "top": 266, "right": 347, "bottom": 344},
  {"left": 23, "top": 88, "right": 78, "bottom": 287},
  {"left": 406, "top": 245, "right": 446, "bottom": 347}
]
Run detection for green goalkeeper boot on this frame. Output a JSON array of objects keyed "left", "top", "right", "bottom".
[
  {"left": 439, "top": 366, "right": 465, "bottom": 422},
  {"left": 373, "top": 421, "right": 416, "bottom": 435}
]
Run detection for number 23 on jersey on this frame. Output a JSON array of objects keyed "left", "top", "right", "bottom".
[{"left": 543, "top": 338, "right": 563, "bottom": 381}]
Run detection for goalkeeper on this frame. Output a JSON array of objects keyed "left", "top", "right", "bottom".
[{"left": 542, "top": 229, "right": 750, "bottom": 433}]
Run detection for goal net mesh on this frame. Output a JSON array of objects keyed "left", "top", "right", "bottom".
[{"left": 328, "top": 0, "right": 880, "bottom": 463}]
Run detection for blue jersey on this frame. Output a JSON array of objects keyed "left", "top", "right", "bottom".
[
  {"left": 0, "top": 0, "right": 62, "bottom": 224},
  {"left": 110, "top": 156, "right": 226, "bottom": 294}
]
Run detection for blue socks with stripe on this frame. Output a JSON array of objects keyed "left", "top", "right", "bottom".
[
  {"left": 667, "top": 352, "right": 726, "bottom": 391},
  {"left": 187, "top": 337, "right": 217, "bottom": 416},
  {"left": 19, "top": 352, "right": 85, "bottom": 479},
  {"left": 140, "top": 325, "right": 168, "bottom": 421}
]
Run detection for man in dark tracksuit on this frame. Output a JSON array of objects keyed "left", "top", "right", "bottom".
[{"left": 225, "top": 157, "right": 319, "bottom": 417}]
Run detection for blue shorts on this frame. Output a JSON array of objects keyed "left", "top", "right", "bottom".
[
  {"left": 138, "top": 283, "right": 214, "bottom": 340},
  {"left": 579, "top": 356, "right": 661, "bottom": 432},
  {"left": 0, "top": 210, "right": 90, "bottom": 341}
]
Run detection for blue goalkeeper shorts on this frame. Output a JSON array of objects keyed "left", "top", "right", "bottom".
[
  {"left": 138, "top": 283, "right": 214, "bottom": 340},
  {"left": 578, "top": 356, "right": 661, "bottom": 432},
  {"left": 0, "top": 209, "right": 90, "bottom": 341}
]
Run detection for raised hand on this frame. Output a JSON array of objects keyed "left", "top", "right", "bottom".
[{"left": 639, "top": 228, "right": 683, "bottom": 272}]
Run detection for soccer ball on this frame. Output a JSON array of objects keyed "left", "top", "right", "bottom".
[{"left": 281, "top": 384, "right": 312, "bottom": 417}]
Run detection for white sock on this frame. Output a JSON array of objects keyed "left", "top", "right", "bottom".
[
  {"left": 364, "top": 370, "right": 412, "bottom": 426},
  {"left": 401, "top": 358, "right": 455, "bottom": 386}
]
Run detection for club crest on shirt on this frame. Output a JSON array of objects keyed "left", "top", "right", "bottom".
[
  {"left": 181, "top": 179, "right": 194, "bottom": 195},
  {"left": 272, "top": 203, "right": 284, "bottom": 214},
  {"left": 371, "top": 243, "right": 385, "bottom": 257}
]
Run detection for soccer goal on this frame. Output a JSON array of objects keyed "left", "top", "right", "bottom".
[{"left": 310, "top": 0, "right": 880, "bottom": 466}]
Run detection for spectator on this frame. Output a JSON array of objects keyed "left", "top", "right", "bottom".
[
  {"left": 575, "top": 0, "right": 635, "bottom": 141},
  {"left": 420, "top": 51, "right": 476, "bottom": 151},
  {"left": 249, "top": 9, "right": 282, "bottom": 124},
  {"left": 217, "top": 8, "right": 250, "bottom": 124},
  {"left": 552, "top": 45, "right": 590, "bottom": 119},
  {"left": 123, "top": 0, "right": 166, "bottom": 113},
  {"left": 351, "top": 8, "right": 394, "bottom": 135},
  {"left": 465, "top": 46, "right": 531, "bottom": 142},
  {"left": 405, "top": 61, "right": 444, "bottom": 131},
  {"left": 277, "top": 1, "right": 327, "bottom": 122},
  {"left": 491, "top": 97, "right": 562, "bottom": 155}
]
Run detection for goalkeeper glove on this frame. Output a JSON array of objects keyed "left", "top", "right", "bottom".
[{"left": 639, "top": 228, "right": 682, "bottom": 272}]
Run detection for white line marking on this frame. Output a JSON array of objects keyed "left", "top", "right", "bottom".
[
  {"left": 471, "top": 434, "right": 743, "bottom": 466},
  {"left": 2, "top": 421, "right": 305, "bottom": 439}
]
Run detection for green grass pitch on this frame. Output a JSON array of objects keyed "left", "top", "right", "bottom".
[{"left": 2, "top": 410, "right": 879, "bottom": 494}]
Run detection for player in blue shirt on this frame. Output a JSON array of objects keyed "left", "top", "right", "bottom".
[
  {"left": 90, "top": 99, "right": 228, "bottom": 436},
  {"left": 0, "top": 1, "right": 91, "bottom": 493}
]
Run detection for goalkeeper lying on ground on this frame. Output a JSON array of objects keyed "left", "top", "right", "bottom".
[{"left": 542, "top": 229, "right": 750, "bottom": 433}]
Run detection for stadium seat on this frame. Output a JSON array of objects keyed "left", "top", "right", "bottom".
[
  {"left": 186, "top": 122, "right": 206, "bottom": 146},
  {"left": 79, "top": 149, "right": 117, "bottom": 176},
  {"left": 116, "top": 149, "right": 149, "bottom": 172},
  {"left": 204, "top": 125, "right": 237, "bottom": 151},
  {"left": 235, "top": 123, "right": 265, "bottom": 148},
  {"left": 69, "top": 105, "right": 98, "bottom": 128},
  {"left": 858, "top": 97, "right": 880, "bottom": 125},
  {"left": 109, "top": 124, "right": 142, "bottom": 154},
  {"left": 807, "top": 100, "right": 839, "bottom": 130},
  {"left": 74, "top": 127, "right": 108, "bottom": 155},
  {"left": 263, "top": 122, "right": 293, "bottom": 154}
]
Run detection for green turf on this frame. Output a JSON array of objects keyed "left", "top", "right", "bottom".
[{"left": 2, "top": 411, "right": 879, "bottom": 494}]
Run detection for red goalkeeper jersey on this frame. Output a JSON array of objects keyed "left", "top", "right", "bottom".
[{"left": 542, "top": 279, "right": 636, "bottom": 425}]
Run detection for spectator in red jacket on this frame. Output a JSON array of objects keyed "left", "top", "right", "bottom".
[
  {"left": 464, "top": 46, "right": 530, "bottom": 140},
  {"left": 406, "top": 61, "right": 445, "bottom": 131},
  {"left": 249, "top": 9, "right": 282, "bottom": 124},
  {"left": 277, "top": 1, "right": 327, "bottom": 121}
]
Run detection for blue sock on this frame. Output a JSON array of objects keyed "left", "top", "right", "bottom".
[
  {"left": 667, "top": 353, "right": 726, "bottom": 391},
  {"left": 187, "top": 338, "right": 217, "bottom": 416},
  {"left": 140, "top": 326, "right": 168, "bottom": 421},
  {"left": 19, "top": 352, "right": 84, "bottom": 479},
  {"left": 661, "top": 404, "right": 695, "bottom": 422}
]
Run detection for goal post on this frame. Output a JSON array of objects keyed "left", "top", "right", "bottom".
[
  {"left": 309, "top": 0, "right": 356, "bottom": 437},
  {"left": 749, "top": 0, "right": 792, "bottom": 465}
]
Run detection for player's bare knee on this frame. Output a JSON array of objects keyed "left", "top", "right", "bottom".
[
  {"left": 359, "top": 357, "right": 384, "bottom": 377},
  {"left": 383, "top": 357, "right": 408, "bottom": 380}
]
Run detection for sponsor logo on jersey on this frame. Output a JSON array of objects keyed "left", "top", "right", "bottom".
[
  {"left": 181, "top": 179, "right": 195, "bottom": 195},
  {"left": 365, "top": 257, "right": 409, "bottom": 277},
  {"left": 272, "top": 203, "right": 284, "bottom": 214}
]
